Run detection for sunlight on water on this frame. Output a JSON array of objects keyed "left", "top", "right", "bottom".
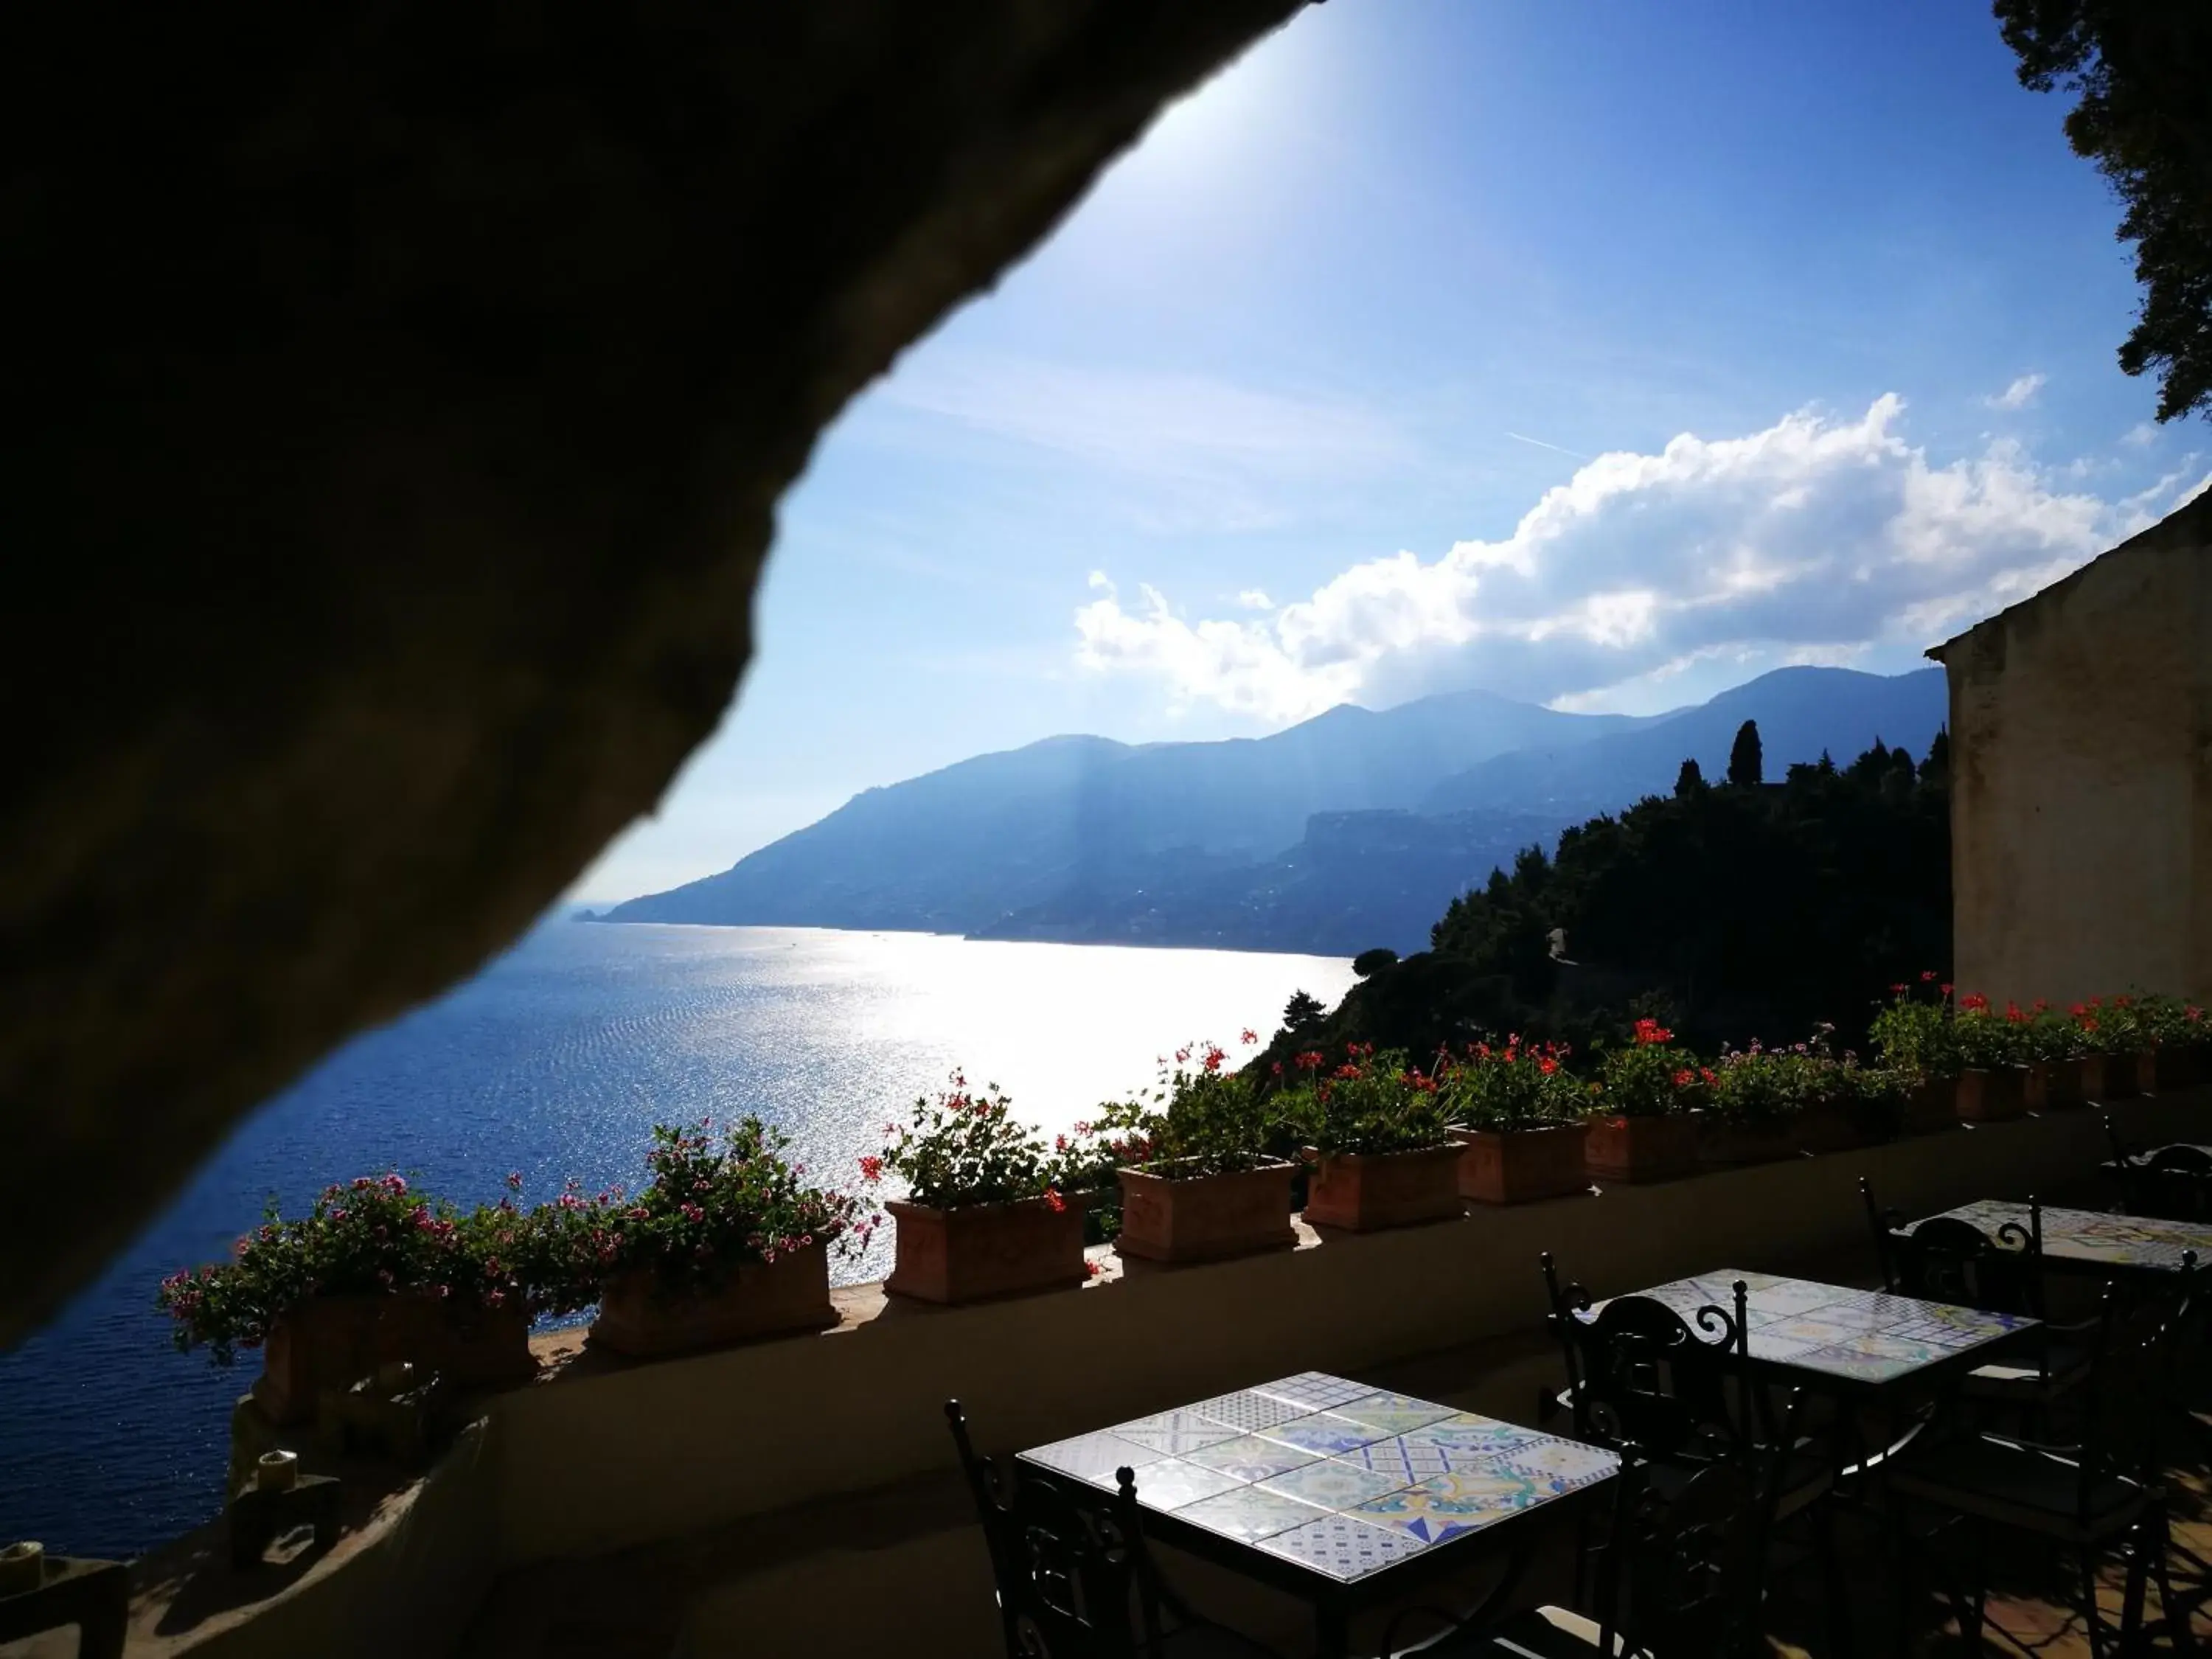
[{"left": 0, "top": 922, "right": 1354, "bottom": 1559}]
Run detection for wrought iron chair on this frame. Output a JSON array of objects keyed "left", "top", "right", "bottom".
[
  {"left": 1537, "top": 1256, "right": 1844, "bottom": 1653},
  {"left": 1861, "top": 1179, "right": 2092, "bottom": 1426},
  {"left": 2106, "top": 1114, "right": 2212, "bottom": 1222},
  {"left": 946, "top": 1400, "right": 1282, "bottom": 1659},
  {"left": 1885, "top": 1271, "right": 2199, "bottom": 1659},
  {"left": 1416, "top": 1419, "right": 1782, "bottom": 1658}
]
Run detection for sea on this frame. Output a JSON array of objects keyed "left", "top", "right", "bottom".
[{"left": 0, "top": 919, "right": 1355, "bottom": 1560}]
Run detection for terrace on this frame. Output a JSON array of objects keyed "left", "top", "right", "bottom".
[{"left": 61, "top": 1081, "right": 2212, "bottom": 1659}]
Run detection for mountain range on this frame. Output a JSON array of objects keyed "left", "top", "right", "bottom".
[{"left": 594, "top": 665, "right": 1949, "bottom": 954}]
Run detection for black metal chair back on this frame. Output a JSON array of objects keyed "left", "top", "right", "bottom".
[
  {"left": 2074, "top": 1254, "right": 2199, "bottom": 1512},
  {"left": 947, "top": 1399, "right": 1147, "bottom": 1659},
  {"left": 1860, "top": 1175, "right": 1903, "bottom": 1291},
  {"left": 1541, "top": 1253, "right": 1749, "bottom": 1461},
  {"left": 2107, "top": 1115, "right": 2212, "bottom": 1221},
  {"left": 1590, "top": 1437, "right": 1770, "bottom": 1659},
  {"left": 1890, "top": 1203, "right": 2047, "bottom": 1321}
]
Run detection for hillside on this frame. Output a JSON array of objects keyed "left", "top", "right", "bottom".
[
  {"left": 1252, "top": 732, "right": 1952, "bottom": 1074},
  {"left": 1421, "top": 666, "right": 1946, "bottom": 815},
  {"left": 599, "top": 665, "right": 1948, "bottom": 951}
]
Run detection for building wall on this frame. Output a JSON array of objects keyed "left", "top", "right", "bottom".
[{"left": 1939, "top": 496, "right": 2212, "bottom": 1008}]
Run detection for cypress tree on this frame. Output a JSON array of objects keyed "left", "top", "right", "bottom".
[
  {"left": 1674, "top": 757, "right": 1705, "bottom": 798},
  {"left": 1727, "top": 720, "right": 1764, "bottom": 787}
]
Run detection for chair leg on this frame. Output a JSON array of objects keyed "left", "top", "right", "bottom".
[
  {"left": 2118, "top": 1526, "right": 2154, "bottom": 1658},
  {"left": 2084, "top": 1539, "right": 2112, "bottom": 1659},
  {"left": 2154, "top": 1513, "right": 2197, "bottom": 1655},
  {"left": 1815, "top": 1498, "right": 1853, "bottom": 1659},
  {"left": 1964, "top": 1521, "right": 1989, "bottom": 1654}
]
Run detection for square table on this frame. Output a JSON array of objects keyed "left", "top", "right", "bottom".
[
  {"left": 1019, "top": 1371, "right": 1619, "bottom": 1659},
  {"left": 1619, "top": 1269, "right": 2038, "bottom": 1394},
  {"left": 1915, "top": 1200, "right": 2212, "bottom": 1274}
]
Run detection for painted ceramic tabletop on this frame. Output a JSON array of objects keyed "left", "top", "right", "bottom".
[
  {"left": 1620, "top": 1268, "right": 2034, "bottom": 1385},
  {"left": 1922, "top": 1200, "right": 2212, "bottom": 1270},
  {"left": 1020, "top": 1373, "right": 1618, "bottom": 1584}
]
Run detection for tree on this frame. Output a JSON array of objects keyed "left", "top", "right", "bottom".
[
  {"left": 1674, "top": 757, "right": 1705, "bottom": 798},
  {"left": 1351, "top": 947, "right": 1399, "bottom": 978},
  {"left": 1281, "top": 990, "right": 1326, "bottom": 1035},
  {"left": 1996, "top": 0, "right": 2212, "bottom": 422},
  {"left": 1727, "top": 720, "right": 1764, "bottom": 787}
]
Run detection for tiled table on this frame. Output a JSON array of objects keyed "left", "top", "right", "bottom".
[
  {"left": 1917, "top": 1200, "right": 2212, "bottom": 1273},
  {"left": 1621, "top": 1269, "right": 2037, "bottom": 1392},
  {"left": 1020, "top": 1371, "right": 1618, "bottom": 1658}
]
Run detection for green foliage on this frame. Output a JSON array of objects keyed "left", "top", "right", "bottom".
[
  {"left": 1705, "top": 1029, "right": 1856, "bottom": 1125},
  {"left": 1065, "top": 1037, "right": 1284, "bottom": 1182},
  {"left": 869, "top": 1072, "right": 1065, "bottom": 1210},
  {"left": 1997, "top": 0, "right": 2212, "bottom": 422},
  {"left": 2138, "top": 993, "right": 2211, "bottom": 1048},
  {"left": 1593, "top": 1018, "right": 1707, "bottom": 1119},
  {"left": 595, "top": 1119, "right": 873, "bottom": 1298},
  {"left": 156, "top": 1173, "right": 529, "bottom": 1366},
  {"left": 1439, "top": 1036, "right": 1582, "bottom": 1131},
  {"left": 1281, "top": 989, "right": 1327, "bottom": 1036},
  {"left": 1277, "top": 1045, "right": 1453, "bottom": 1156},
  {"left": 1727, "top": 720, "right": 1764, "bottom": 787},
  {"left": 1868, "top": 978, "right": 1962, "bottom": 1079},
  {"left": 1352, "top": 947, "right": 1400, "bottom": 978},
  {"left": 1674, "top": 757, "right": 1705, "bottom": 797},
  {"left": 1952, "top": 995, "right": 2034, "bottom": 1070}
]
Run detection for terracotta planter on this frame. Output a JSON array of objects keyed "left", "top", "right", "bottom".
[
  {"left": 254, "top": 1292, "right": 534, "bottom": 1425},
  {"left": 2083, "top": 1052, "right": 2141, "bottom": 1101},
  {"left": 1302, "top": 1144, "right": 1464, "bottom": 1231},
  {"left": 1584, "top": 1113, "right": 1702, "bottom": 1184},
  {"left": 1955, "top": 1067, "right": 2029, "bottom": 1122},
  {"left": 2025, "top": 1057, "right": 2088, "bottom": 1112},
  {"left": 2145, "top": 1046, "right": 2208, "bottom": 1093},
  {"left": 590, "top": 1242, "right": 837, "bottom": 1358},
  {"left": 1116, "top": 1161, "right": 1296, "bottom": 1265},
  {"left": 885, "top": 1196, "right": 1088, "bottom": 1304},
  {"left": 1902, "top": 1077, "right": 1961, "bottom": 1134},
  {"left": 1698, "top": 1113, "right": 1801, "bottom": 1167},
  {"left": 1452, "top": 1122, "right": 1591, "bottom": 1205},
  {"left": 1795, "top": 1102, "right": 1867, "bottom": 1153}
]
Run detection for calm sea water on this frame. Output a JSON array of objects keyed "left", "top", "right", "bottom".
[{"left": 0, "top": 922, "right": 1354, "bottom": 1560}]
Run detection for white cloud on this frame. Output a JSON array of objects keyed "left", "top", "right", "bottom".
[
  {"left": 2124, "top": 421, "right": 2159, "bottom": 447},
  {"left": 1074, "top": 395, "right": 2198, "bottom": 723},
  {"left": 1986, "top": 372, "right": 2046, "bottom": 411},
  {"left": 1235, "top": 589, "right": 1275, "bottom": 611}
]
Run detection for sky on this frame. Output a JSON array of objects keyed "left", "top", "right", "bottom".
[{"left": 573, "top": 0, "right": 2208, "bottom": 904}]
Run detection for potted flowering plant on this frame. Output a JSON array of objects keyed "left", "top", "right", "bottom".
[
  {"left": 2139, "top": 995, "right": 2211, "bottom": 1092},
  {"left": 867, "top": 1072, "right": 1089, "bottom": 1304},
  {"left": 1282, "top": 1045, "right": 1462, "bottom": 1231},
  {"left": 2019, "top": 1001, "right": 2090, "bottom": 1110},
  {"left": 1952, "top": 995, "right": 2031, "bottom": 1121},
  {"left": 1440, "top": 1037, "right": 1590, "bottom": 1204},
  {"left": 585, "top": 1119, "right": 872, "bottom": 1358},
  {"left": 2073, "top": 996, "right": 2146, "bottom": 1099},
  {"left": 1583, "top": 1018, "right": 1706, "bottom": 1183},
  {"left": 1100, "top": 1036, "right": 1297, "bottom": 1265},
  {"left": 1868, "top": 976, "right": 1965, "bottom": 1131},
  {"left": 1700, "top": 1045, "right": 1808, "bottom": 1166},
  {"left": 158, "top": 1173, "right": 536, "bottom": 1425}
]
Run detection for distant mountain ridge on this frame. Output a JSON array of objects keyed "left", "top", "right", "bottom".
[{"left": 599, "top": 665, "right": 1947, "bottom": 953}]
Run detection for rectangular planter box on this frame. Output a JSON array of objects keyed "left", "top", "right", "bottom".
[
  {"left": 1956, "top": 1067, "right": 2029, "bottom": 1122},
  {"left": 1794, "top": 1103, "right": 1864, "bottom": 1154},
  {"left": 2025, "top": 1057, "right": 2088, "bottom": 1112},
  {"left": 1452, "top": 1123, "right": 1591, "bottom": 1205},
  {"left": 2083, "top": 1052, "right": 2142, "bottom": 1102},
  {"left": 884, "top": 1196, "right": 1088, "bottom": 1305},
  {"left": 1584, "top": 1113, "right": 1701, "bottom": 1184},
  {"left": 2145, "top": 1046, "right": 2208, "bottom": 1093},
  {"left": 1902, "top": 1077, "right": 1960, "bottom": 1135},
  {"left": 1698, "top": 1114, "right": 1802, "bottom": 1167},
  {"left": 253, "top": 1293, "right": 535, "bottom": 1425},
  {"left": 1116, "top": 1161, "right": 1296, "bottom": 1265},
  {"left": 589, "top": 1242, "right": 838, "bottom": 1358},
  {"left": 1302, "top": 1144, "right": 1464, "bottom": 1231}
]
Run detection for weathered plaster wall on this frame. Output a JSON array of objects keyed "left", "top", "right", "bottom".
[
  {"left": 0, "top": 1, "right": 1308, "bottom": 1352},
  {"left": 1938, "top": 494, "right": 2212, "bottom": 1008}
]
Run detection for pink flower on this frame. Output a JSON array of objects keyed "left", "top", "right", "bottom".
[
  {"left": 1240, "top": 1028, "right": 1259, "bottom": 1046},
  {"left": 505, "top": 1172, "right": 523, "bottom": 1191},
  {"left": 1043, "top": 1188, "right": 1066, "bottom": 1214},
  {"left": 858, "top": 1155, "right": 884, "bottom": 1183}
]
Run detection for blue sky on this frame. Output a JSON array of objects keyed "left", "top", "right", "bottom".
[{"left": 575, "top": 0, "right": 2207, "bottom": 902}]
